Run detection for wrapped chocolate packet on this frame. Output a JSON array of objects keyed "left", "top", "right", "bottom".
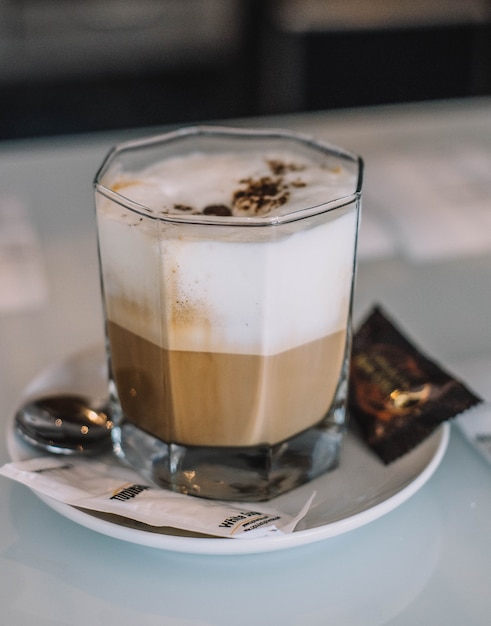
[{"left": 349, "top": 306, "right": 482, "bottom": 463}]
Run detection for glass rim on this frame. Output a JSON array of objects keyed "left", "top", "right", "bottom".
[{"left": 94, "top": 125, "right": 363, "bottom": 227}]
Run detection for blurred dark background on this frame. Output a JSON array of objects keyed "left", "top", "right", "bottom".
[{"left": 1, "top": 0, "right": 490, "bottom": 141}]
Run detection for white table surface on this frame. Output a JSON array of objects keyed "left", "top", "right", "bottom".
[{"left": 1, "top": 98, "right": 491, "bottom": 625}]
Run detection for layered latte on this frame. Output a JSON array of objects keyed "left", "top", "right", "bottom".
[{"left": 96, "top": 135, "right": 359, "bottom": 450}]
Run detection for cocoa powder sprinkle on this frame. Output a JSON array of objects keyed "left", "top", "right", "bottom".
[
  {"left": 147, "top": 157, "right": 310, "bottom": 217},
  {"left": 203, "top": 204, "right": 233, "bottom": 216},
  {"left": 232, "top": 176, "right": 290, "bottom": 215},
  {"left": 267, "top": 159, "right": 306, "bottom": 176}
]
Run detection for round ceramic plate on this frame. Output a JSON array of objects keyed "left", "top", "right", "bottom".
[{"left": 7, "top": 345, "right": 449, "bottom": 555}]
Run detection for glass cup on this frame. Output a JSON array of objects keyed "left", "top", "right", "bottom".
[{"left": 94, "top": 126, "right": 362, "bottom": 501}]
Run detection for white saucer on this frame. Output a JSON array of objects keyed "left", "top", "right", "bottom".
[{"left": 6, "top": 345, "right": 449, "bottom": 555}]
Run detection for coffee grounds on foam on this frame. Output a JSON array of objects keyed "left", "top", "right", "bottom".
[
  {"left": 170, "top": 158, "right": 306, "bottom": 217},
  {"left": 232, "top": 176, "right": 290, "bottom": 215}
]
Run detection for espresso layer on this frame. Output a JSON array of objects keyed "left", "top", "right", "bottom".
[{"left": 107, "top": 321, "right": 347, "bottom": 447}]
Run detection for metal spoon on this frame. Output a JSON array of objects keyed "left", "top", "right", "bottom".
[{"left": 15, "top": 394, "right": 113, "bottom": 455}]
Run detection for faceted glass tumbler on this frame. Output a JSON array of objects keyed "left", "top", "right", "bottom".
[{"left": 94, "top": 126, "right": 363, "bottom": 501}]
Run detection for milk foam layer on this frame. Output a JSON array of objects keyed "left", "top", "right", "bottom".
[
  {"left": 108, "top": 150, "right": 357, "bottom": 217},
  {"left": 96, "top": 149, "right": 359, "bottom": 355}
]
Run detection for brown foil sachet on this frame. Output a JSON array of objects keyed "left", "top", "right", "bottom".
[{"left": 349, "top": 306, "right": 482, "bottom": 464}]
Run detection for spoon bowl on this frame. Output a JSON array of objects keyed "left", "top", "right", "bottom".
[{"left": 15, "top": 394, "right": 113, "bottom": 455}]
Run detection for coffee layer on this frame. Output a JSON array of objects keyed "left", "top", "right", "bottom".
[{"left": 108, "top": 321, "right": 347, "bottom": 447}]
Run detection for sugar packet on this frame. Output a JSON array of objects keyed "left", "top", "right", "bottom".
[{"left": 0, "top": 456, "right": 313, "bottom": 539}]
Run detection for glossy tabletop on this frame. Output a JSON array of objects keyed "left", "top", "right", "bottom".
[{"left": 1, "top": 98, "right": 491, "bottom": 625}]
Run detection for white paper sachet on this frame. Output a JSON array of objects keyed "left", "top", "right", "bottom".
[{"left": 0, "top": 457, "right": 314, "bottom": 539}]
